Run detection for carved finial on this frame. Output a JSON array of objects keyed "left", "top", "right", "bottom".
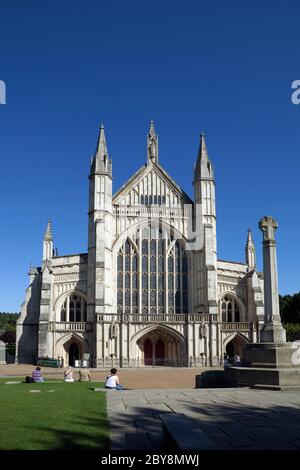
[{"left": 259, "top": 216, "right": 278, "bottom": 242}]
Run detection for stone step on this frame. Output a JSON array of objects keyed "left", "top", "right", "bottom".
[{"left": 159, "top": 413, "right": 217, "bottom": 450}]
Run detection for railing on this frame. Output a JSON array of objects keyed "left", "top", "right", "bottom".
[
  {"left": 113, "top": 205, "right": 187, "bottom": 219},
  {"left": 48, "top": 318, "right": 255, "bottom": 333},
  {"left": 48, "top": 322, "right": 93, "bottom": 332},
  {"left": 98, "top": 313, "right": 218, "bottom": 323},
  {"left": 220, "top": 322, "right": 253, "bottom": 331}
]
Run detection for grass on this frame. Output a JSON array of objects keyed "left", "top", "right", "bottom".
[{"left": 0, "top": 377, "right": 109, "bottom": 450}]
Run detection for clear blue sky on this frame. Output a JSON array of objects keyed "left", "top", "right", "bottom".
[{"left": 0, "top": 0, "right": 299, "bottom": 311}]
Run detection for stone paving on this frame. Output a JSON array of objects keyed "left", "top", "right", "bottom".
[{"left": 106, "top": 388, "right": 300, "bottom": 450}]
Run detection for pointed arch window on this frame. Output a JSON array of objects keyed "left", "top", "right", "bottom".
[
  {"left": 219, "top": 295, "right": 241, "bottom": 322},
  {"left": 60, "top": 293, "right": 87, "bottom": 322},
  {"left": 116, "top": 232, "right": 188, "bottom": 315},
  {"left": 117, "top": 239, "right": 138, "bottom": 314}
]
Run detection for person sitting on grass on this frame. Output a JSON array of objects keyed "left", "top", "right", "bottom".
[
  {"left": 64, "top": 366, "right": 75, "bottom": 382},
  {"left": 78, "top": 366, "right": 91, "bottom": 382},
  {"left": 32, "top": 366, "right": 44, "bottom": 383},
  {"left": 105, "top": 368, "right": 123, "bottom": 391}
]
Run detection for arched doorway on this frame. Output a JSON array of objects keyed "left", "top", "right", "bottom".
[
  {"left": 155, "top": 338, "right": 165, "bottom": 366},
  {"left": 62, "top": 338, "right": 83, "bottom": 366},
  {"left": 144, "top": 339, "right": 152, "bottom": 365},
  {"left": 225, "top": 334, "right": 249, "bottom": 364},
  {"left": 68, "top": 342, "right": 80, "bottom": 366},
  {"left": 136, "top": 326, "right": 184, "bottom": 366}
]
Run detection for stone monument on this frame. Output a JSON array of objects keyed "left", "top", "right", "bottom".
[{"left": 225, "top": 216, "right": 300, "bottom": 389}]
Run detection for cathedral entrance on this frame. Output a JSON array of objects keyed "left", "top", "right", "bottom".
[
  {"left": 225, "top": 334, "right": 248, "bottom": 364},
  {"left": 142, "top": 338, "right": 165, "bottom": 365},
  {"left": 144, "top": 339, "right": 153, "bottom": 365},
  {"left": 69, "top": 343, "right": 80, "bottom": 366},
  {"left": 62, "top": 338, "right": 83, "bottom": 366},
  {"left": 136, "top": 327, "right": 184, "bottom": 367},
  {"left": 155, "top": 338, "right": 165, "bottom": 366}
]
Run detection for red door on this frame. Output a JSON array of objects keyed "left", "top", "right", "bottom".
[
  {"left": 144, "top": 339, "right": 153, "bottom": 365},
  {"left": 155, "top": 338, "right": 165, "bottom": 366}
]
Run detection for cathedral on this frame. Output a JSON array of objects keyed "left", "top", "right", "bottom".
[{"left": 16, "top": 122, "right": 264, "bottom": 368}]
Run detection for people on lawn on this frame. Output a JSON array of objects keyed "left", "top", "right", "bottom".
[
  {"left": 64, "top": 366, "right": 75, "bottom": 382},
  {"left": 31, "top": 366, "right": 44, "bottom": 383},
  {"left": 105, "top": 368, "right": 123, "bottom": 391},
  {"left": 78, "top": 366, "right": 91, "bottom": 382}
]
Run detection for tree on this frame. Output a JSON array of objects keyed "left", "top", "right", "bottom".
[{"left": 280, "top": 292, "right": 300, "bottom": 323}]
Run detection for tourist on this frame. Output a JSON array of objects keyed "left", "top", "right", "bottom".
[
  {"left": 32, "top": 366, "right": 44, "bottom": 383},
  {"left": 105, "top": 368, "right": 123, "bottom": 391},
  {"left": 64, "top": 366, "right": 75, "bottom": 382},
  {"left": 235, "top": 354, "right": 241, "bottom": 366},
  {"left": 78, "top": 366, "right": 91, "bottom": 382},
  {"left": 223, "top": 352, "right": 228, "bottom": 367}
]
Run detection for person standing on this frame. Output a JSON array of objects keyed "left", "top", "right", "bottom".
[
  {"left": 235, "top": 354, "right": 241, "bottom": 366},
  {"left": 223, "top": 352, "right": 228, "bottom": 367}
]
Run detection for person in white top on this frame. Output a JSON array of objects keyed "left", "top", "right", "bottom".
[
  {"left": 64, "top": 366, "right": 75, "bottom": 382},
  {"left": 105, "top": 368, "right": 123, "bottom": 391},
  {"left": 235, "top": 354, "right": 242, "bottom": 366}
]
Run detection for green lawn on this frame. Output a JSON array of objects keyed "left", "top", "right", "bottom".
[{"left": 0, "top": 378, "right": 109, "bottom": 450}]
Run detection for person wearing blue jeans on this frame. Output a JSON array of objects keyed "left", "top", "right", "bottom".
[{"left": 105, "top": 368, "right": 123, "bottom": 391}]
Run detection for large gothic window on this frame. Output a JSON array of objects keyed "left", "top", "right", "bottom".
[
  {"left": 60, "top": 293, "right": 87, "bottom": 322},
  {"left": 117, "top": 231, "right": 188, "bottom": 314},
  {"left": 219, "top": 295, "right": 240, "bottom": 322},
  {"left": 117, "top": 240, "right": 138, "bottom": 314}
]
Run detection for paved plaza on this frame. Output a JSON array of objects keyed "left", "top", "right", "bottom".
[{"left": 106, "top": 387, "right": 300, "bottom": 450}]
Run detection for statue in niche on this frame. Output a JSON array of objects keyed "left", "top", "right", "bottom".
[
  {"left": 110, "top": 320, "right": 118, "bottom": 339},
  {"left": 199, "top": 322, "right": 208, "bottom": 339}
]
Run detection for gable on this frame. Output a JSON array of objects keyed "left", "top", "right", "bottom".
[{"left": 113, "top": 162, "right": 192, "bottom": 207}]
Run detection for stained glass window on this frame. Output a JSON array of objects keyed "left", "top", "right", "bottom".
[{"left": 117, "top": 235, "right": 188, "bottom": 315}]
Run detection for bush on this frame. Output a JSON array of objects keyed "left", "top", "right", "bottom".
[{"left": 283, "top": 323, "right": 300, "bottom": 342}]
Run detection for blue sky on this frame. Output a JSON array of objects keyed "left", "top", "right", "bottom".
[{"left": 0, "top": 0, "right": 300, "bottom": 311}]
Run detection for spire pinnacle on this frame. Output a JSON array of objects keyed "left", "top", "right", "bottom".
[
  {"left": 245, "top": 228, "right": 256, "bottom": 269},
  {"left": 95, "top": 124, "right": 108, "bottom": 159},
  {"left": 194, "top": 132, "right": 214, "bottom": 181},
  {"left": 44, "top": 220, "right": 52, "bottom": 241},
  {"left": 90, "top": 124, "right": 112, "bottom": 177}
]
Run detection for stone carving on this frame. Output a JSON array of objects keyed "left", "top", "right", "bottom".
[
  {"left": 109, "top": 321, "right": 118, "bottom": 339},
  {"left": 149, "top": 136, "right": 156, "bottom": 160},
  {"left": 259, "top": 216, "right": 278, "bottom": 242},
  {"left": 147, "top": 121, "right": 158, "bottom": 163},
  {"left": 199, "top": 322, "right": 208, "bottom": 339}
]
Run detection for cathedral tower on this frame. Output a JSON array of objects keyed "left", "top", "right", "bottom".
[
  {"left": 88, "top": 125, "right": 114, "bottom": 366},
  {"left": 192, "top": 133, "right": 218, "bottom": 317}
]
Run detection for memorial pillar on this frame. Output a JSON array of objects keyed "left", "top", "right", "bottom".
[{"left": 259, "top": 216, "right": 286, "bottom": 343}]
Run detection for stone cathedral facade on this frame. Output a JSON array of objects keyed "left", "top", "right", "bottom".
[{"left": 16, "top": 123, "right": 264, "bottom": 368}]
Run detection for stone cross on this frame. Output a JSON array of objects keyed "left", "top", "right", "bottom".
[{"left": 259, "top": 216, "right": 286, "bottom": 343}]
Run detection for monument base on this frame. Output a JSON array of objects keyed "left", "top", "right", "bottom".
[{"left": 225, "top": 342, "right": 300, "bottom": 390}]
